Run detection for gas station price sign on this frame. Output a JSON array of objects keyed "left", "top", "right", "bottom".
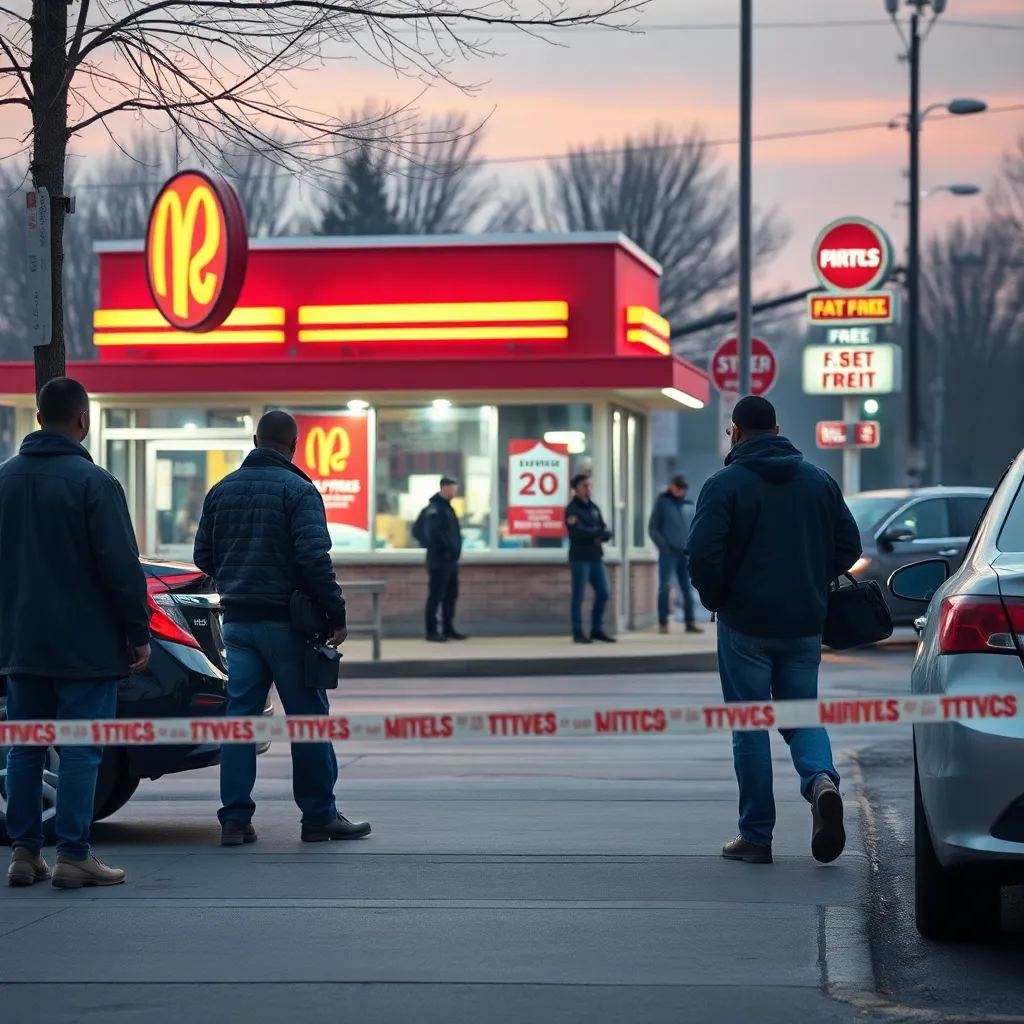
[{"left": 802, "top": 344, "right": 902, "bottom": 395}]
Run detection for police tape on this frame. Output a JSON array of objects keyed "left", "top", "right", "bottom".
[{"left": 0, "top": 693, "right": 1020, "bottom": 746}]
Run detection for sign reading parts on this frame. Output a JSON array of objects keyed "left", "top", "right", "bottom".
[
  {"left": 812, "top": 217, "right": 893, "bottom": 292},
  {"left": 145, "top": 170, "right": 249, "bottom": 332},
  {"left": 802, "top": 344, "right": 902, "bottom": 396}
]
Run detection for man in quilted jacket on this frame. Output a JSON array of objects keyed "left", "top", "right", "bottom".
[{"left": 193, "top": 410, "right": 371, "bottom": 846}]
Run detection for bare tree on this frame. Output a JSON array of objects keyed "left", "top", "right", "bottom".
[
  {"left": 0, "top": 0, "right": 637, "bottom": 392},
  {"left": 317, "top": 112, "right": 496, "bottom": 235},
  {"left": 538, "top": 126, "right": 788, "bottom": 358}
]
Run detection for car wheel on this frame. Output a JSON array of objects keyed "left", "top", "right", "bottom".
[
  {"left": 0, "top": 699, "right": 117, "bottom": 846},
  {"left": 914, "top": 744, "right": 1001, "bottom": 940},
  {"left": 93, "top": 769, "right": 140, "bottom": 822}
]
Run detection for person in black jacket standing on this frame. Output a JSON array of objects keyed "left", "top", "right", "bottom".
[
  {"left": 565, "top": 473, "right": 615, "bottom": 644},
  {"left": 687, "top": 396, "right": 862, "bottom": 867},
  {"left": 422, "top": 476, "right": 466, "bottom": 642},
  {"left": 648, "top": 474, "right": 702, "bottom": 635},
  {"left": 1, "top": 378, "right": 150, "bottom": 889},
  {"left": 193, "top": 410, "right": 371, "bottom": 846}
]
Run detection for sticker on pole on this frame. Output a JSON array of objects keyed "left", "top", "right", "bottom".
[{"left": 709, "top": 336, "right": 777, "bottom": 396}]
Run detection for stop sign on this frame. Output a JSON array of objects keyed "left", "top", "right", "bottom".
[
  {"left": 710, "top": 337, "right": 777, "bottom": 396},
  {"left": 813, "top": 217, "right": 892, "bottom": 292}
]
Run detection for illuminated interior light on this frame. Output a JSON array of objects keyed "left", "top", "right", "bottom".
[
  {"left": 661, "top": 387, "right": 704, "bottom": 410},
  {"left": 297, "top": 301, "right": 568, "bottom": 326},
  {"left": 626, "top": 306, "right": 671, "bottom": 338},
  {"left": 93, "top": 307, "right": 285, "bottom": 328},
  {"left": 347, "top": 399, "right": 371, "bottom": 412},
  {"left": 544, "top": 430, "right": 587, "bottom": 454},
  {"left": 297, "top": 326, "right": 568, "bottom": 343},
  {"left": 183, "top": 422, "right": 198, "bottom": 431},
  {"left": 432, "top": 399, "right": 452, "bottom": 409},
  {"left": 94, "top": 330, "right": 285, "bottom": 346},
  {"left": 626, "top": 328, "right": 671, "bottom": 356}
]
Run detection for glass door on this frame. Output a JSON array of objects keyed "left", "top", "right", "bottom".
[
  {"left": 145, "top": 441, "right": 251, "bottom": 560},
  {"left": 610, "top": 407, "right": 632, "bottom": 632}
]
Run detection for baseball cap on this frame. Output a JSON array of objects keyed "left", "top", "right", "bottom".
[
  {"left": 732, "top": 396, "right": 777, "bottom": 432},
  {"left": 671, "top": 474, "right": 688, "bottom": 488}
]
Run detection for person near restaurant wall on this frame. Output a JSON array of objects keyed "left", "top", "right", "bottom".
[
  {"left": 419, "top": 476, "right": 466, "bottom": 642},
  {"left": 648, "top": 473, "right": 703, "bottom": 635},
  {"left": 564, "top": 473, "right": 615, "bottom": 644},
  {"left": 1, "top": 377, "right": 150, "bottom": 889},
  {"left": 193, "top": 409, "right": 371, "bottom": 847}
]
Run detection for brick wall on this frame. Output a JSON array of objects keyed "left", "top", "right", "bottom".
[{"left": 335, "top": 560, "right": 665, "bottom": 638}]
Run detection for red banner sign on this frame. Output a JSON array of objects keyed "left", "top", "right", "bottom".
[
  {"left": 507, "top": 439, "right": 570, "bottom": 537},
  {"left": 294, "top": 414, "right": 370, "bottom": 545}
]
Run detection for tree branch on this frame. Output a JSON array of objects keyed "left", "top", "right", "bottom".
[{"left": 0, "top": 33, "right": 32, "bottom": 102}]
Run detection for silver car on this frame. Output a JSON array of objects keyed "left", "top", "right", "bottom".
[
  {"left": 889, "top": 462, "right": 1024, "bottom": 940},
  {"left": 846, "top": 486, "right": 991, "bottom": 625}
]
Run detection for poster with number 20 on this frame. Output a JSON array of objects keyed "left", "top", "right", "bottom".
[{"left": 507, "top": 439, "right": 570, "bottom": 537}]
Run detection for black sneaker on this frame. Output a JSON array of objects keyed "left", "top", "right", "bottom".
[
  {"left": 301, "top": 813, "right": 372, "bottom": 843},
  {"left": 810, "top": 776, "right": 846, "bottom": 864},
  {"left": 425, "top": 633, "right": 447, "bottom": 643},
  {"left": 573, "top": 633, "right": 592, "bottom": 644},
  {"left": 591, "top": 630, "right": 617, "bottom": 643},
  {"left": 722, "top": 836, "right": 773, "bottom": 864},
  {"left": 221, "top": 820, "right": 257, "bottom": 847},
  {"left": 443, "top": 630, "right": 468, "bottom": 641}
]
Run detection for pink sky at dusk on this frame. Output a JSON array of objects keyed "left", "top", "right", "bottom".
[{"left": 1, "top": 0, "right": 1021, "bottom": 298}]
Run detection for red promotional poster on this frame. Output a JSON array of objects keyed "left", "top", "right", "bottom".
[
  {"left": 507, "top": 439, "right": 570, "bottom": 537},
  {"left": 294, "top": 414, "right": 370, "bottom": 549}
]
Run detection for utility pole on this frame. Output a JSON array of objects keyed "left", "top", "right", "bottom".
[
  {"left": 737, "top": 0, "right": 753, "bottom": 398},
  {"left": 906, "top": 6, "right": 923, "bottom": 484}
]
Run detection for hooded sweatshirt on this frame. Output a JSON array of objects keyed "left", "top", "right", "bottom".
[{"left": 687, "top": 434, "right": 862, "bottom": 639}]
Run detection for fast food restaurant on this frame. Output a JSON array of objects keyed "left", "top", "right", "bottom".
[{"left": 0, "top": 172, "right": 709, "bottom": 635}]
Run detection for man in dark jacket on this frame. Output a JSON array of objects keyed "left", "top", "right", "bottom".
[
  {"left": 648, "top": 474, "right": 702, "bottom": 635},
  {"left": 193, "top": 410, "right": 370, "bottom": 846},
  {"left": 565, "top": 473, "right": 614, "bottom": 644},
  {"left": 422, "top": 476, "right": 466, "bottom": 642},
  {"left": 1, "top": 378, "right": 150, "bottom": 889},
  {"left": 688, "top": 396, "right": 862, "bottom": 867}
]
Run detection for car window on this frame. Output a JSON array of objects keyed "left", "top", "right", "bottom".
[
  {"left": 997, "top": 477, "right": 1024, "bottom": 552},
  {"left": 846, "top": 497, "right": 903, "bottom": 533},
  {"left": 892, "top": 498, "right": 950, "bottom": 540},
  {"left": 948, "top": 497, "right": 989, "bottom": 539}
]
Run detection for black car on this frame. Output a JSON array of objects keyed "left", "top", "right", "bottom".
[{"left": 0, "top": 558, "right": 271, "bottom": 842}]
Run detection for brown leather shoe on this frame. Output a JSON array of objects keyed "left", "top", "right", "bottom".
[
  {"left": 7, "top": 849, "right": 52, "bottom": 887},
  {"left": 52, "top": 855, "right": 126, "bottom": 889},
  {"left": 722, "top": 836, "right": 773, "bottom": 864},
  {"left": 686, "top": 624, "right": 704, "bottom": 634},
  {"left": 658, "top": 623, "right": 669, "bottom": 634},
  {"left": 811, "top": 776, "right": 846, "bottom": 864}
]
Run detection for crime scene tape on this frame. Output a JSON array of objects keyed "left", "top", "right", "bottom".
[{"left": 0, "top": 693, "right": 1020, "bottom": 746}]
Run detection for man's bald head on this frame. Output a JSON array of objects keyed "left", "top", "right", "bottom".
[{"left": 255, "top": 410, "right": 298, "bottom": 460}]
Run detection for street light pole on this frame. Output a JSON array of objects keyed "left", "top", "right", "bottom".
[
  {"left": 906, "top": 7, "right": 922, "bottom": 483},
  {"left": 737, "top": 0, "right": 753, "bottom": 397}
]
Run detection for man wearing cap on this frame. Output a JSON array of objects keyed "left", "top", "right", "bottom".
[
  {"left": 648, "top": 474, "right": 702, "bottom": 635},
  {"left": 687, "top": 396, "right": 862, "bottom": 867},
  {"left": 422, "top": 476, "right": 466, "bottom": 642}
]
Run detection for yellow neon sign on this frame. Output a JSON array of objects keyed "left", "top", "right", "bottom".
[
  {"left": 298, "top": 301, "right": 568, "bottom": 326},
  {"left": 93, "top": 307, "right": 285, "bottom": 329},
  {"left": 298, "top": 325, "right": 568, "bottom": 343}
]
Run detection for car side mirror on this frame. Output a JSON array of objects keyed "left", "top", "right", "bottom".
[
  {"left": 888, "top": 558, "right": 950, "bottom": 603},
  {"left": 881, "top": 524, "right": 916, "bottom": 545}
]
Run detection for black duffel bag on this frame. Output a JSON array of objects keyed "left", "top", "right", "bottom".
[{"left": 822, "top": 572, "right": 893, "bottom": 650}]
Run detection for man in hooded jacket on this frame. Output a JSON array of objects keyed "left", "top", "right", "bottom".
[{"left": 687, "top": 396, "right": 862, "bottom": 867}]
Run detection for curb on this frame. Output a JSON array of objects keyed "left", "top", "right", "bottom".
[{"left": 344, "top": 650, "right": 719, "bottom": 679}]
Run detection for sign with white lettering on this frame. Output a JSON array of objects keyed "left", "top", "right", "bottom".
[
  {"left": 812, "top": 217, "right": 892, "bottom": 292},
  {"left": 826, "top": 327, "right": 876, "bottom": 345},
  {"left": 25, "top": 189, "right": 52, "bottom": 347},
  {"left": 709, "top": 336, "right": 777, "bottom": 395},
  {"left": 802, "top": 344, "right": 902, "bottom": 395},
  {"left": 508, "top": 439, "right": 570, "bottom": 537},
  {"left": 815, "top": 421, "right": 881, "bottom": 449}
]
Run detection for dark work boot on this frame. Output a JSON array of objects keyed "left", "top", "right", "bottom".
[
  {"left": 221, "top": 820, "right": 257, "bottom": 847},
  {"left": 573, "top": 633, "right": 592, "bottom": 644},
  {"left": 591, "top": 630, "right": 617, "bottom": 643},
  {"left": 722, "top": 836, "right": 773, "bottom": 864},
  {"left": 425, "top": 633, "right": 447, "bottom": 643},
  {"left": 443, "top": 629, "right": 468, "bottom": 640},
  {"left": 301, "top": 813, "right": 372, "bottom": 843},
  {"left": 810, "top": 776, "right": 846, "bottom": 864}
]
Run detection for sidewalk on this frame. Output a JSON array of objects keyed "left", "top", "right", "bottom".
[{"left": 341, "top": 623, "right": 720, "bottom": 677}]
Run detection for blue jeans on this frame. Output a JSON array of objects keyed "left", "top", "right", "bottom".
[
  {"left": 569, "top": 560, "right": 610, "bottom": 636},
  {"left": 716, "top": 622, "right": 839, "bottom": 846},
  {"left": 657, "top": 551, "right": 696, "bottom": 626},
  {"left": 220, "top": 620, "right": 338, "bottom": 826},
  {"left": 5, "top": 675, "right": 117, "bottom": 860}
]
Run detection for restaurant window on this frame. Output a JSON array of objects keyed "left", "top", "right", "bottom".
[
  {"left": 629, "top": 413, "right": 647, "bottom": 548},
  {"left": 105, "top": 408, "right": 251, "bottom": 430},
  {"left": 270, "top": 406, "right": 373, "bottom": 552},
  {"left": 377, "top": 405, "right": 492, "bottom": 551},
  {"left": 497, "top": 404, "right": 593, "bottom": 549},
  {"left": 0, "top": 405, "right": 15, "bottom": 463}
]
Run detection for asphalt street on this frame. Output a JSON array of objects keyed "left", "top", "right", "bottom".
[{"left": 5, "top": 643, "right": 1019, "bottom": 1023}]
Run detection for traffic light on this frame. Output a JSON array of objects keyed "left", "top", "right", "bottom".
[{"left": 862, "top": 399, "right": 880, "bottom": 418}]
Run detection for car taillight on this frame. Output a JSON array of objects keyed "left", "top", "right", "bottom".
[
  {"left": 147, "top": 574, "right": 203, "bottom": 650},
  {"left": 937, "top": 595, "right": 1024, "bottom": 655}
]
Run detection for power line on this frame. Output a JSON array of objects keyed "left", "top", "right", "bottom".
[
  {"left": 446, "top": 18, "right": 1024, "bottom": 33},
  {"left": 66, "top": 103, "right": 1024, "bottom": 190}
]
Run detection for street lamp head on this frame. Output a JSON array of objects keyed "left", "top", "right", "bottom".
[
  {"left": 883, "top": 0, "right": 898, "bottom": 13},
  {"left": 947, "top": 183, "right": 981, "bottom": 196},
  {"left": 947, "top": 98, "right": 987, "bottom": 116}
]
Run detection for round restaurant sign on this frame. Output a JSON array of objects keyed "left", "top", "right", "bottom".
[
  {"left": 812, "top": 217, "right": 892, "bottom": 293},
  {"left": 145, "top": 170, "right": 249, "bottom": 332}
]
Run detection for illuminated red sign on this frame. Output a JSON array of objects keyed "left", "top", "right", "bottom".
[
  {"left": 853, "top": 421, "right": 880, "bottom": 448},
  {"left": 813, "top": 218, "right": 892, "bottom": 292},
  {"left": 815, "top": 421, "right": 881, "bottom": 449},
  {"left": 710, "top": 336, "right": 777, "bottom": 396},
  {"left": 816, "top": 422, "right": 848, "bottom": 449},
  {"left": 145, "top": 170, "right": 249, "bottom": 331},
  {"left": 807, "top": 291, "right": 896, "bottom": 325}
]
